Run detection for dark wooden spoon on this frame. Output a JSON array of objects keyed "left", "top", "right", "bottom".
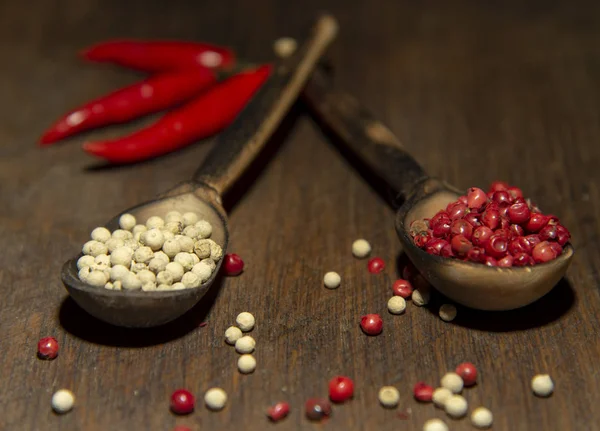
[{"left": 303, "top": 69, "right": 573, "bottom": 310}]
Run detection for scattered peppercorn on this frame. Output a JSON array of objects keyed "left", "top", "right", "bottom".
[
  {"left": 455, "top": 362, "right": 477, "bottom": 387},
  {"left": 351, "top": 238, "right": 372, "bottom": 258},
  {"left": 412, "top": 289, "right": 430, "bottom": 306},
  {"left": 471, "top": 406, "right": 493, "bottom": 429},
  {"left": 444, "top": 394, "right": 468, "bottom": 418},
  {"left": 225, "top": 326, "right": 243, "bottom": 345},
  {"left": 238, "top": 354, "right": 257, "bottom": 374},
  {"left": 392, "top": 279, "right": 414, "bottom": 298},
  {"left": 367, "top": 257, "right": 385, "bottom": 273},
  {"left": 531, "top": 374, "right": 554, "bottom": 397},
  {"left": 378, "top": 386, "right": 400, "bottom": 408},
  {"left": 413, "top": 382, "right": 434, "bottom": 402},
  {"left": 323, "top": 271, "right": 341, "bottom": 289},
  {"left": 423, "top": 418, "right": 449, "bottom": 431},
  {"left": 170, "top": 389, "right": 195, "bottom": 415},
  {"left": 37, "top": 336, "right": 59, "bottom": 360},
  {"left": 305, "top": 398, "right": 332, "bottom": 421},
  {"left": 360, "top": 313, "right": 383, "bottom": 335},
  {"left": 204, "top": 387, "right": 228, "bottom": 411},
  {"left": 223, "top": 253, "right": 244, "bottom": 275},
  {"left": 387, "top": 296, "right": 406, "bottom": 314},
  {"left": 328, "top": 376, "right": 354, "bottom": 403},
  {"left": 440, "top": 372, "right": 464, "bottom": 394},
  {"left": 432, "top": 387, "right": 452, "bottom": 408},
  {"left": 438, "top": 304, "right": 457, "bottom": 322},
  {"left": 236, "top": 312, "right": 255, "bottom": 332},
  {"left": 51, "top": 389, "right": 75, "bottom": 414},
  {"left": 235, "top": 335, "right": 256, "bottom": 354},
  {"left": 267, "top": 401, "right": 290, "bottom": 422}
]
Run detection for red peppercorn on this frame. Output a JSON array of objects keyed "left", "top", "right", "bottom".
[
  {"left": 455, "top": 362, "right": 478, "bottom": 386},
  {"left": 424, "top": 238, "right": 449, "bottom": 256},
  {"left": 170, "top": 389, "right": 195, "bottom": 415},
  {"left": 413, "top": 382, "right": 434, "bottom": 402},
  {"left": 507, "top": 186, "right": 524, "bottom": 200},
  {"left": 549, "top": 242, "right": 563, "bottom": 256},
  {"left": 360, "top": 314, "right": 383, "bottom": 335},
  {"left": 447, "top": 203, "right": 469, "bottom": 220},
  {"left": 267, "top": 402, "right": 290, "bottom": 422},
  {"left": 367, "top": 257, "right": 385, "bottom": 274},
  {"left": 492, "top": 190, "right": 511, "bottom": 205},
  {"left": 37, "top": 337, "right": 59, "bottom": 360},
  {"left": 484, "top": 256, "right": 498, "bottom": 266},
  {"left": 451, "top": 235, "right": 472, "bottom": 255},
  {"left": 457, "top": 195, "right": 468, "bottom": 205},
  {"left": 464, "top": 212, "right": 482, "bottom": 228},
  {"left": 481, "top": 208, "right": 500, "bottom": 230},
  {"left": 467, "top": 187, "right": 488, "bottom": 210},
  {"left": 489, "top": 181, "right": 510, "bottom": 192},
  {"left": 223, "top": 253, "right": 244, "bottom": 276},
  {"left": 513, "top": 252, "right": 533, "bottom": 266},
  {"left": 402, "top": 262, "right": 418, "bottom": 281},
  {"left": 532, "top": 241, "right": 559, "bottom": 263},
  {"left": 414, "top": 232, "right": 431, "bottom": 248},
  {"left": 467, "top": 247, "right": 486, "bottom": 263},
  {"left": 485, "top": 234, "right": 508, "bottom": 259},
  {"left": 305, "top": 398, "right": 331, "bottom": 421},
  {"left": 328, "top": 376, "right": 354, "bottom": 403},
  {"left": 472, "top": 226, "right": 493, "bottom": 247},
  {"left": 525, "top": 234, "right": 542, "bottom": 248},
  {"left": 508, "top": 236, "right": 532, "bottom": 255},
  {"left": 539, "top": 224, "right": 558, "bottom": 241},
  {"left": 172, "top": 427, "right": 192, "bottom": 431},
  {"left": 556, "top": 224, "right": 571, "bottom": 246},
  {"left": 440, "top": 243, "right": 454, "bottom": 257},
  {"left": 392, "top": 279, "right": 414, "bottom": 298},
  {"left": 450, "top": 219, "right": 473, "bottom": 240},
  {"left": 525, "top": 213, "right": 548, "bottom": 233},
  {"left": 507, "top": 202, "right": 531, "bottom": 224},
  {"left": 497, "top": 255, "right": 514, "bottom": 267}
]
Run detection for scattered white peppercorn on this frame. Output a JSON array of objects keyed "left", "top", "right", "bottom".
[
  {"left": 112, "top": 229, "right": 133, "bottom": 240},
  {"left": 471, "top": 406, "right": 493, "bottom": 429},
  {"left": 105, "top": 238, "right": 125, "bottom": 253},
  {"left": 432, "top": 387, "right": 453, "bottom": 408},
  {"left": 238, "top": 354, "right": 257, "bottom": 374},
  {"left": 177, "top": 235, "right": 195, "bottom": 253},
  {"left": 225, "top": 326, "right": 243, "bottom": 345},
  {"left": 195, "top": 220, "right": 212, "bottom": 238},
  {"left": 148, "top": 258, "right": 168, "bottom": 274},
  {"left": 412, "top": 288, "right": 430, "bottom": 306},
  {"left": 235, "top": 335, "right": 256, "bottom": 354},
  {"left": 423, "top": 418, "right": 449, "bottom": 431},
  {"left": 91, "top": 227, "right": 111, "bottom": 243},
  {"left": 181, "top": 271, "right": 201, "bottom": 288},
  {"left": 77, "top": 255, "right": 95, "bottom": 270},
  {"left": 51, "top": 389, "right": 75, "bottom": 414},
  {"left": 351, "top": 239, "right": 372, "bottom": 258},
  {"left": 171, "top": 282, "right": 185, "bottom": 290},
  {"left": 110, "top": 246, "right": 133, "bottom": 267},
  {"left": 165, "top": 211, "right": 183, "bottom": 223},
  {"left": 140, "top": 228, "right": 165, "bottom": 251},
  {"left": 182, "top": 212, "right": 198, "bottom": 226},
  {"left": 133, "top": 246, "right": 154, "bottom": 264},
  {"left": 82, "top": 240, "right": 108, "bottom": 257},
  {"left": 378, "top": 386, "right": 400, "bottom": 408},
  {"left": 204, "top": 388, "right": 227, "bottom": 411},
  {"left": 156, "top": 271, "right": 174, "bottom": 286},
  {"left": 441, "top": 372, "right": 464, "bottom": 394},
  {"left": 236, "top": 312, "right": 255, "bottom": 332},
  {"left": 439, "top": 304, "right": 457, "bottom": 322},
  {"left": 387, "top": 296, "right": 406, "bottom": 314},
  {"left": 118, "top": 213, "right": 136, "bottom": 231},
  {"left": 145, "top": 216, "right": 165, "bottom": 229},
  {"left": 444, "top": 395, "right": 468, "bottom": 418},
  {"left": 531, "top": 374, "right": 554, "bottom": 397},
  {"left": 121, "top": 272, "right": 142, "bottom": 290},
  {"left": 165, "top": 262, "right": 185, "bottom": 282},
  {"left": 323, "top": 272, "right": 341, "bottom": 289},
  {"left": 174, "top": 252, "right": 195, "bottom": 271},
  {"left": 132, "top": 224, "right": 147, "bottom": 235}
]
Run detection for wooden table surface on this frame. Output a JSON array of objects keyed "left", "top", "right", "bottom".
[{"left": 2, "top": 1, "right": 600, "bottom": 430}]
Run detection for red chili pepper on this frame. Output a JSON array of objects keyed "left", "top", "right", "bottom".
[
  {"left": 83, "top": 64, "right": 272, "bottom": 164},
  {"left": 39, "top": 69, "right": 219, "bottom": 145},
  {"left": 81, "top": 40, "right": 235, "bottom": 73}
]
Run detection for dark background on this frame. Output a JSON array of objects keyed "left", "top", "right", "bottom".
[{"left": 1, "top": 1, "right": 600, "bottom": 430}]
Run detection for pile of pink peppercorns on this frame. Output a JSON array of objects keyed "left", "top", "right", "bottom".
[{"left": 410, "top": 181, "right": 571, "bottom": 267}]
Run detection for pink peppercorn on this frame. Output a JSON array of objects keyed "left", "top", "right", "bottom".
[
  {"left": 532, "top": 241, "right": 559, "bottom": 263},
  {"left": 172, "top": 427, "right": 192, "bottom": 431},
  {"left": 37, "top": 337, "right": 59, "bottom": 360},
  {"left": 367, "top": 257, "right": 385, "bottom": 274},
  {"left": 328, "top": 376, "right": 354, "bottom": 403},
  {"left": 392, "top": 279, "right": 414, "bottom": 298},
  {"left": 223, "top": 253, "right": 244, "bottom": 276},
  {"left": 360, "top": 314, "right": 383, "bottom": 335},
  {"left": 305, "top": 398, "right": 331, "bottom": 421},
  {"left": 455, "top": 362, "right": 478, "bottom": 386},
  {"left": 170, "top": 389, "right": 195, "bottom": 415},
  {"left": 489, "top": 181, "right": 509, "bottom": 192},
  {"left": 413, "top": 382, "right": 434, "bottom": 402},
  {"left": 467, "top": 187, "right": 488, "bottom": 210},
  {"left": 267, "top": 402, "right": 290, "bottom": 422}
]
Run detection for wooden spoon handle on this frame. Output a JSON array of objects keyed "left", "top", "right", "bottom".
[
  {"left": 192, "top": 14, "right": 338, "bottom": 195},
  {"left": 303, "top": 68, "right": 429, "bottom": 202}
]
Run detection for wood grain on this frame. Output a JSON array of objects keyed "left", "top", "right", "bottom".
[{"left": 1, "top": 1, "right": 600, "bottom": 430}]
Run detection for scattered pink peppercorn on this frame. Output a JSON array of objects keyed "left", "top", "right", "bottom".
[
  {"left": 172, "top": 426, "right": 192, "bottom": 431},
  {"left": 328, "top": 376, "right": 354, "bottom": 403},
  {"left": 267, "top": 402, "right": 290, "bottom": 422},
  {"left": 392, "top": 279, "right": 414, "bottom": 298},
  {"left": 37, "top": 337, "right": 59, "bottom": 360},
  {"left": 305, "top": 398, "right": 331, "bottom": 421},
  {"left": 367, "top": 257, "right": 385, "bottom": 274},
  {"left": 223, "top": 253, "right": 244, "bottom": 276},
  {"left": 360, "top": 314, "right": 383, "bottom": 336},
  {"left": 413, "top": 382, "right": 434, "bottom": 402},
  {"left": 402, "top": 262, "right": 418, "bottom": 281},
  {"left": 455, "top": 362, "right": 478, "bottom": 386},
  {"left": 170, "top": 389, "right": 195, "bottom": 415}
]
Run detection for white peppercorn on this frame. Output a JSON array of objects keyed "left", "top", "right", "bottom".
[
  {"left": 110, "top": 265, "right": 129, "bottom": 281},
  {"left": 412, "top": 288, "right": 430, "bottom": 306},
  {"left": 105, "top": 238, "right": 125, "bottom": 253},
  {"left": 444, "top": 395, "right": 468, "bottom": 418},
  {"left": 387, "top": 296, "right": 406, "bottom": 314},
  {"left": 111, "top": 246, "right": 134, "bottom": 267},
  {"left": 177, "top": 235, "right": 195, "bottom": 253},
  {"left": 156, "top": 271, "right": 174, "bottom": 286},
  {"left": 204, "top": 388, "right": 227, "bottom": 411},
  {"left": 273, "top": 37, "right": 298, "bottom": 58},
  {"left": 351, "top": 239, "right": 372, "bottom": 258},
  {"left": 86, "top": 270, "right": 108, "bottom": 287},
  {"left": 132, "top": 224, "right": 147, "bottom": 235},
  {"left": 118, "top": 213, "right": 136, "bottom": 231},
  {"left": 378, "top": 386, "right": 400, "bottom": 408},
  {"left": 236, "top": 312, "right": 255, "bottom": 332},
  {"left": 471, "top": 407, "right": 493, "bottom": 429},
  {"left": 141, "top": 281, "right": 157, "bottom": 292},
  {"left": 133, "top": 246, "right": 154, "bottom": 264},
  {"left": 153, "top": 251, "right": 170, "bottom": 262},
  {"left": 174, "top": 252, "right": 195, "bottom": 271},
  {"left": 423, "top": 418, "right": 449, "bottom": 431},
  {"left": 432, "top": 387, "right": 453, "bottom": 408},
  {"left": 225, "top": 326, "right": 243, "bottom": 344},
  {"left": 193, "top": 239, "right": 211, "bottom": 259},
  {"left": 181, "top": 271, "right": 201, "bottom": 288},
  {"left": 77, "top": 255, "right": 95, "bottom": 270},
  {"left": 121, "top": 272, "right": 142, "bottom": 290},
  {"left": 91, "top": 263, "right": 110, "bottom": 278},
  {"left": 112, "top": 229, "right": 133, "bottom": 240},
  {"left": 194, "top": 220, "right": 212, "bottom": 238},
  {"left": 207, "top": 239, "right": 222, "bottom": 261},
  {"left": 140, "top": 228, "right": 165, "bottom": 251},
  {"left": 156, "top": 284, "right": 172, "bottom": 291},
  {"left": 78, "top": 267, "right": 91, "bottom": 282},
  {"left": 182, "top": 212, "right": 198, "bottom": 226},
  {"left": 238, "top": 354, "right": 256, "bottom": 374},
  {"left": 190, "top": 253, "right": 200, "bottom": 264},
  {"left": 94, "top": 254, "right": 111, "bottom": 266},
  {"left": 162, "top": 239, "right": 181, "bottom": 258},
  {"left": 201, "top": 258, "right": 216, "bottom": 271},
  {"left": 82, "top": 240, "right": 108, "bottom": 257},
  {"left": 171, "top": 282, "right": 185, "bottom": 290},
  {"left": 51, "top": 389, "right": 75, "bottom": 414},
  {"left": 441, "top": 373, "right": 463, "bottom": 394},
  {"left": 148, "top": 257, "right": 168, "bottom": 274},
  {"left": 191, "top": 262, "right": 212, "bottom": 282},
  {"left": 165, "top": 211, "right": 183, "bottom": 223},
  {"left": 163, "top": 221, "right": 183, "bottom": 234},
  {"left": 439, "top": 304, "right": 457, "bottom": 322},
  {"left": 104, "top": 282, "right": 114, "bottom": 290},
  {"left": 162, "top": 231, "right": 175, "bottom": 241},
  {"left": 146, "top": 216, "right": 165, "bottom": 229},
  {"left": 123, "top": 238, "right": 140, "bottom": 251},
  {"left": 130, "top": 262, "right": 147, "bottom": 274},
  {"left": 323, "top": 272, "right": 341, "bottom": 289},
  {"left": 235, "top": 335, "right": 256, "bottom": 354},
  {"left": 165, "top": 262, "right": 184, "bottom": 282},
  {"left": 531, "top": 374, "right": 554, "bottom": 397},
  {"left": 91, "top": 227, "right": 111, "bottom": 243},
  {"left": 112, "top": 281, "right": 122, "bottom": 290},
  {"left": 183, "top": 225, "right": 201, "bottom": 239},
  {"left": 137, "top": 269, "right": 156, "bottom": 284}
]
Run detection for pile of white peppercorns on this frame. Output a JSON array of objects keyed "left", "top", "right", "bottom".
[{"left": 76, "top": 211, "right": 222, "bottom": 292}]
